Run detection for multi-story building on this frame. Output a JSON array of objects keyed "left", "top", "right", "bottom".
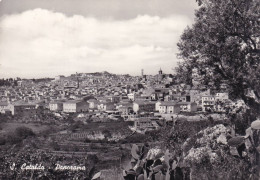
[
  {"left": 0, "top": 101, "right": 9, "bottom": 114},
  {"left": 201, "top": 95, "right": 215, "bottom": 112},
  {"left": 97, "top": 102, "right": 115, "bottom": 111},
  {"left": 63, "top": 100, "right": 89, "bottom": 113},
  {"left": 87, "top": 99, "right": 98, "bottom": 109},
  {"left": 177, "top": 102, "right": 197, "bottom": 112},
  {"left": 128, "top": 93, "right": 136, "bottom": 101},
  {"left": 49, "top": 101, "right": 63, "bottom": 111},
  {"left": 215, "top": 93, "right": 229, "bottom": 101},
  {"left": 133, "top": 101, "right": 155, "bottom": 113},
  {"left": 9, "top": 102, "right": 44, "bottom": 116},
  {"left": 158, "top": 102, "right": 180, "bottom": 114}
]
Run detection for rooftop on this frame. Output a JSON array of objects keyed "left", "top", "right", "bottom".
[{"left": 63, "top": 100, "right": 83, "bottom": 104}]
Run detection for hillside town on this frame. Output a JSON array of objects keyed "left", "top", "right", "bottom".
[{"left": 0, "top": 69, "right": 231, "bottom": 132}]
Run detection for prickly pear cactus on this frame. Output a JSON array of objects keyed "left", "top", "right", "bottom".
[{"left": 123, "top": 143, "right": 183, "bottom": 180}]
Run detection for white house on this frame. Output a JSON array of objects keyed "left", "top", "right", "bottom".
[
  {"left": 0, "top": 101, "right": 10, "bottom": 114},
  {"left": 128, "top": 93, "right": 136, "bottom": 101},
  {"left": 49, "top": 101, "right": 63, "bottom": 111},
  {"left": 177, "top": 102, "right": 197, "bottom": 112},
  {"left": 215, "top": 92, "right": 229, "bottom": 101},
  {"left": 159, "top": 102, "right": 180, "bottom": 114},
  {"left": 201, "top": 95, "right": 215, "bottom": 112},
  {"left": 63, "top": 100, "right": 89, "bottom": 113}
]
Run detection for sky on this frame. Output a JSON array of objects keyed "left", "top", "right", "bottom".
[{"left": 0, "top": 0, "right": 198, "bottom": 78}]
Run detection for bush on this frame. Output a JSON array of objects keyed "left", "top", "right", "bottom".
[
  {"left": 69, "top": 121, "right": 84, "bottom": 132},
  {"left": 15, "top": 126, "right": 35, "bottom": 138},
  {"left": 39, "top": 126, "right": 58, "bottom": 138},
  {"left": 126, "top": 121, "right": 134, "bottom": 126},
  {"left": 5, "top": 126, "right": 35, "bottom": 145},
  {"left": 84, "top": 138, "right": 92, "bottom": 143},
  {"left": 102, "top": 129, "right": 112, "bottom": 139},
  {"left": 6, "top": 133, "right": 22, "bottom": 144},
  {"left": 123, "top": 133, "right": 148, "bottom": 143},
  {"left": 145, "top": 129, "right": 163, "bottom": 141},
  {"left": 72, "top": 146, "right": 80, "bottom": 152},
  {"left": 0, "top": 137, "right": 6, "bottom": 145},
  {"left": 50, "top": 141, "right": 60, "bottom": 151}
]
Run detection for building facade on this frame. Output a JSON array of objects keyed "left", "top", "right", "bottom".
[{"left": 63, "top": 100, "right": 89, "bottom": 113}]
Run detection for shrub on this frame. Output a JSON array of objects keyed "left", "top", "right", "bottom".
[
  {"left": 50, "top": 141, "right": 60, "bottom": 151},
  {"left": 6, "top": 133, "right": 22, "bottom": 144},
  {"left": 126, "top": 121, "right": 134, "bottom": 126},
  {"left": 123, "top": 133, "right": 148, "bottom": 143},
  {"left": 15, "top": 126, "right": 35, "bottom": 139},
  {"left": 84, "top": 138, "right": 92, "bottom": 143},
  {"left": 0, "top": 136, "right": 6, "bottom": 145},
  {"left": 102, "top": 129, "right": 112, "bottom": 139},
  {"left": 39, "top": 126, "right": 58, "bottom": 138}
]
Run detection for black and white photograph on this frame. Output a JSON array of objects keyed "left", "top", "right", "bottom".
[{"left": 0, "top": 0, "right": 259, "bottom": 179}]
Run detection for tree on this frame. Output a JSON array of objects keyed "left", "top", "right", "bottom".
[
  {"left": 177, "top": 0, "right": 260, "bottom": 115},
  {"left": 174, "top": 62, "right": 193, "bottom": 85}
]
